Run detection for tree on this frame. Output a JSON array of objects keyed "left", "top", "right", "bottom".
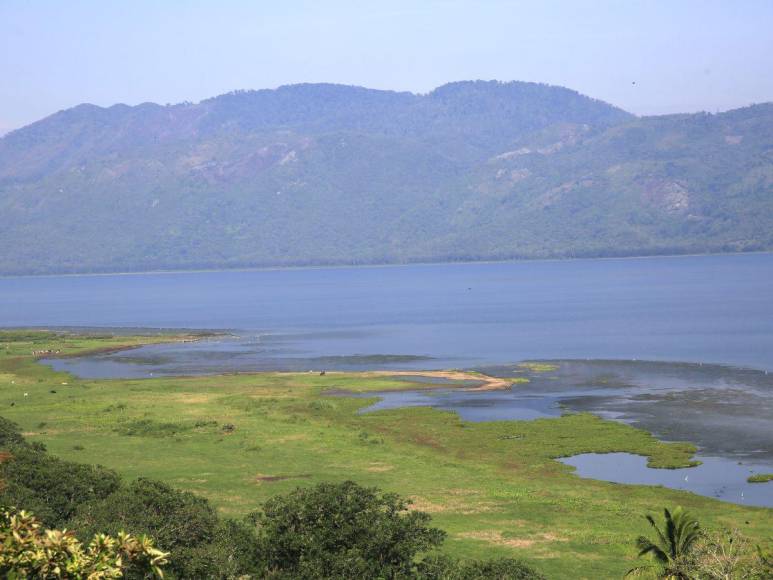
[
  {"left": 0, "top": 416, "right": 27, "bottom": 447},
  {"left": 626, "top": 506, "right": 701, "bottom": 579},
  {"left": 68, "top": 478, "right": 258, "bottom": 579},
  {"left": 0, "top": 423, "right": 121, "bottom": 528},
  {"left": 0, "top": 507, "right": 168, "bottom": 579},
  {"left": 251, "top": 480, "right": 446, "bottom": 578},
  {"left": 416, "top": 554, "right": 545, "bottom": 579}
]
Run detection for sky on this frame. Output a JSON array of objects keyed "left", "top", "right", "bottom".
[{"left": 1, "top": 0, "right": 772, "bottom": 134}]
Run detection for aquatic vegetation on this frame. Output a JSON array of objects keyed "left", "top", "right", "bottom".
[
  {"left": 748, "top": 473, "right": 773, "bottom": 483},
  {"left": 517, "top": 362, "right": 558, "bottom": 373},
  {"left": 0, "top": 331, "right": 770, "bottom": 578}
]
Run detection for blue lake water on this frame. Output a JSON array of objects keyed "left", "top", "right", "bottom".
[
  {"left": 2, "top": 253, "right": 772, "bottom": 507},
  {"left": 2, "top": 253, "right": 773, "bottom": 373},
  {"left": 559, "top": 453, "right": 773, "bottom": 508}
]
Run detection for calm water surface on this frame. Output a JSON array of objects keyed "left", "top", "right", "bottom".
[
  {"left": 559, "top": 453, "right": 773, "bottom": 508},
  {"left": 2, "top": 254, "right": 772, "bottom": 507},
  {"left": 2, "top": 253, "right": 772, "bottom": 373}
]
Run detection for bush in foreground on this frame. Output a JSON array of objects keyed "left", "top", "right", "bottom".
[
  {"left": 627, "top": 506, "right": 773, "bottom": 579},
  {"left": 0, "top": 507, "right": 168, "bottom": 579},
  {"left": 0, "top": 417, "right": 121, "bottom": 528},
  {"left": 2, "top": 416, "right": 544, "bottom": 578},
  {"left": 69, "top": 478, "right": 260, "bottom": 579},
  {"left": 252, "top": 480, "right": 445, "bottom": 578},
  {"left": 417, "top": 554, "right": 545, "bottom": 579}
]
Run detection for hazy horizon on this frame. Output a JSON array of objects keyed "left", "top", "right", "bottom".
[{"left": 2, "top": 0, "right": 773, "bottom": 135}]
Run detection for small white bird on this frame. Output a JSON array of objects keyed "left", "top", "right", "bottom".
[{"left": 23, "top": 392, "right": 28, "bottom": 397}]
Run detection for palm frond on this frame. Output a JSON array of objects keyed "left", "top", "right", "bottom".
[
  {"left": 645, "top": 514, "right": 670, "bottom": 556},
  {"left": 624, "top": 563, "right": 656, "bottom": 577},
  {"left": 636, "top": 536, "right": 669, "bottom": 564}
]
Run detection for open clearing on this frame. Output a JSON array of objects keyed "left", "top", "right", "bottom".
[{"left": 1, "top": 330, "right": 771, "bottom": 578}]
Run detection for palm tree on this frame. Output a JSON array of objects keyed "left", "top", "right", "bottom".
[{"left": 626, "top": 506, "right": 701, "bottom": 579}]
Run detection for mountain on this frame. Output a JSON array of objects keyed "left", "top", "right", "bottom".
[{"left": 0, "top": 81, "right": 771, "bottom": 275}]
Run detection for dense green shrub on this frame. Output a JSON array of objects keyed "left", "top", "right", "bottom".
[
  {"left": 0, "top": 416, "right": 27, "bottom": 447},
  {"left": 251, "top": 480, "right": 446, "bottom": 579},
  {"left": 417, "top": 554, "right": 545, "bottom": 579},
  {"left": 0, "top": 425, "right": 121, "bottom": 527},
  {"left": 69, "top": 478, "right": 258, "bottom": 578},
  {"left": 1, "top": 417, "right": 547, "bottom": 579}
]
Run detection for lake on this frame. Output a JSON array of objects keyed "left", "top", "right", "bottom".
[
  {"left": 2, "top": 253, "right": 773, "bottom": 374},
  {"left": 559, "top": 453, "right": 773, "bottom": 508},
  {"left": 2, "top": 253, "right": 772, "bottom": 506}
]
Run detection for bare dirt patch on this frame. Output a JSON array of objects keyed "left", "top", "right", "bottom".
[
  {"left": 457, "top": 530, "right": 534, "bottom": 548},
  {"left": 366, "top": 370, "right": 514, "bottom": 391},
  {"left": 255, "top": 473, "right": 312, "bottom": 483},
  {"left": 539, "top": 533, "right": 568, "bottom": 542},
  {"left": 366, "top": 463, "right": 394, "bottom": 472},
  {"left": 446, "top": 488, "right": 480, "bottom": 496},
  {"left": 176, "top": 393, "right": 213, "bottom": 404},
  {"left": 457, "top": 529, "right": 567, "bottom": 549},
  {"left": 269, "top": 434, "right": 309, "bottom": 444},
  {"left": 408, "top": 495, "right": 500, "bottom": 515}
]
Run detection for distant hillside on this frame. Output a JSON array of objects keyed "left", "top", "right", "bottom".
[{"left": 0, "top": 81, "right": 771, "bottom": 275}]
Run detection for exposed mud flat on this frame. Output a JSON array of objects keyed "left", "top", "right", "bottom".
[
  {"left": 498, "top": 360, "right": 773, "bottom": 462},
  {"left": 44, "top": 332, "right": 436, "bottom": 377},
  {"left": 349, "top": 360, "right": 773, "bottom": 506},
  {"left": 353, "top": 359, "right": 773, "bottom": 462}
]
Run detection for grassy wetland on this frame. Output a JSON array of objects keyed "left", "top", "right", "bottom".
[{"left": 1, "top": 330, "right": 772, "bottom": 578}]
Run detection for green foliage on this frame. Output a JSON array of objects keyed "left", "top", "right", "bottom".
[
  {"left": 746, "top": 473, "right": 773, "bottom": 483},
  {"left": 754, "top": 545, "right": 773, "bottom": 578},
  {"left": 0, "top": 416, "right": 27, "bottom": 447},
  {"left": 113, "top": 419, "right": 191, "bottom": 438},
  {"left": 0, "top": 507, "right": 168, "bottom": 579},
  {"left": 68, "top": 478, "right": 257, "bottom": 579},
  {"left": 0, "top": 415, "right": 259, "bottom": 579},
  {"left": 2, "top": 421, "right": 546, "bottom": 579},
  {"left": 0, "top": 436, "right": 121, "bottom": 528},
  {"left": 626, "top": 506, "right": 702, "bottom": 578},
  {"left": 2, "top": 82, "right": 771, "bottom": 275},
  {"left": 251, "top": 480, "right": 446, "bottom": 578},
  {"left": 1, "top": 332, "right": 771, "bottom": 578},
  {"left": 416, "top": 555, "right": 545, "bottom": 579}
]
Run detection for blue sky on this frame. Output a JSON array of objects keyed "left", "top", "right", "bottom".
[{"left": 1, "top": 0, "right": 772, "bottom": 133}]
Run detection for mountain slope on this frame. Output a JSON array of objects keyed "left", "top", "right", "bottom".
[{"left": 0, "top": 81, "right": 770, "bottom": 275}]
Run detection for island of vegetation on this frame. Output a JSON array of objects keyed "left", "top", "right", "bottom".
[{"left": 1, "top": 330, "right": 771, "bottom": 578}]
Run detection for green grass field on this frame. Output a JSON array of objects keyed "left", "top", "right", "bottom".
[{"left": 1, "top": 330, "right": 771, "bottom": 578}]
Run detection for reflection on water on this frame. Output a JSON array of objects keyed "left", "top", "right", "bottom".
[
  {"left": 347, "top": 360, "right": 773, "bottom": 461},
  {"left": 353, "top": 388, "right": 562, "bottom": 422},
  {"left": 559, "top": 453, "right": 772, "bottom": 508},
  {"left": 337, "top": 360, "right": 773, "bottom": 507},
  {"left": 6, "top": 254, "right": 772, "bottom": 508},
  {"left": 44, "top": 333, "right": 440, "bottom": 377}
]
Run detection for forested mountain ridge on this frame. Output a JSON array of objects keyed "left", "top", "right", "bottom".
[{"left": 0, "top": 81, "right": 771, "bottom": 275}]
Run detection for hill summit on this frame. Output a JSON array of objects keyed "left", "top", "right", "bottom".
[{"left": 0, "top": 81, "right": 771, "bottom": 275}]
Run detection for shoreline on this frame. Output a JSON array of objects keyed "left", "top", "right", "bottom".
[
  {"left": 363, "top": 370, "right": 516, "bottom": 391},
  {"left": 1, "top": 248, "right": 771, "bottom": 280}
]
